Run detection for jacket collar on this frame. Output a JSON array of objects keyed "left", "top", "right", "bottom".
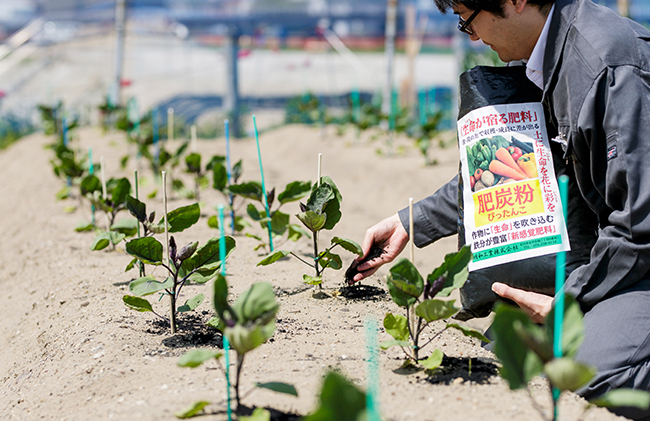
[{"left": 542, "top": 0, "right": 580, "bottom": 99}]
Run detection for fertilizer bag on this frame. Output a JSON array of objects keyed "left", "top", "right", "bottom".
[{"left": 454, "top": 66, "right": 598, "bottom": 321}]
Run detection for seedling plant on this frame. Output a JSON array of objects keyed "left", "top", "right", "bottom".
[
  {"left": 230, "top": 178, "right": 312, "bottom": 251},
  {"left": 257, "top": 176, "right": 363, "bottom": 287},
  {"left": 207, "top": 155, "right": 249, "bottom": 234},
  {"left": 78, "top": 175, "right": 136, "bottom": 250},
  {"left": 176, "top": 275, "right": 297, "bottom": 417},
  {"left": 380, "top": 246, "right": 489, "bottom": 369},
  {"left": 491, "top": 296, "right": 650, "bottom": 420},
  {"left": 121, "top": 195, "right": 235, "bottom": 332}
]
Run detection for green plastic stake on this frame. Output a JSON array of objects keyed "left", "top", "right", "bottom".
[
  {"left": 365, "top": 318, "right": 381, "bottom": 421},
  {"left": 253, "top": 115, "right": 274, "bottom": 252},
  {"left": 552, "top": 174, "right": 569, "bottom": 419},
  {"left": 224, "top": 335, "right": 232, "bottom": 421},
  {"left": 351, "top": 86, "right": 361, "bottom": 124},
  {"left": 218, "top": 204, "right": 226, "bottom": 276},
  {"left": 89, "top": 149, "right": 95, "bottom": 225},
  {"left": 419, "top": 89, "right": 427, "bottom": 126}
]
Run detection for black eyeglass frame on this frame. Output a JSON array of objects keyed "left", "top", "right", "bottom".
[{"left": 458, "top": 9, "right": 481, "bottom": 35}]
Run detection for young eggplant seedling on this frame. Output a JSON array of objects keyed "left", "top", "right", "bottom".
[
  {"left": 231, "top": 179, "right": 312, "bottom": 251},
  {"left": 381, "top": 246, "right": 489, "bottom": 369},
  {"left": 176, "top": 275, "right": 297, "bottom": 417},
  {"left": 257, "top": 176, "right": 363, "bottom": 287}
]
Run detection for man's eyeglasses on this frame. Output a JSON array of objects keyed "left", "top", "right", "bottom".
[{"left": 458, "top": 9, "right": 481, "bottom": 35}]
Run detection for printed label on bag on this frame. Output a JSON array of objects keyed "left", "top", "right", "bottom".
[{"left": 458, "top": 102, "right": 570, "bottom": 271}]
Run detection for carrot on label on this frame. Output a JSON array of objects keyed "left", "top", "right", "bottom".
[
  {"left": 495, "top": 147, "right": 526, "bottom": 178},
  {"left": 489, "top": 159, "right": 526, "bottom": 181}
]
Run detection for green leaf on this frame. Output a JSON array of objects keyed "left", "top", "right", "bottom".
[
  {"left": 383, "top": 312, "right": 409, "bottom": 341},
  {"left": 90, "top": 231, "right": 125, "bottom": 251},
  {"left": 415, "top": 299, "right": 458, "bottom": 322},
  {"left": 126, "top": 195, "right": 147, "bottom": 222},
  {"left": 287, "top": 224, "right": 310, "bottom": 242},
  {"left": 379, "top": 339, "right": 411, "bottom": 350},
  {"left": 318, "top": 251, "right": 342, "bottom": 270},
  {"left": 225, "top": 323, "right": 274, "bottom": 355},
  {"left": 306, "top": 182, "right": 334, "bottom": 214},
  {"left": 270, "top": 210, "right": 290, "bottom": 235},
  {"left": 111, "top": 177, "right": 131, "bottom": 205},
  {"left": 230, "top": 181, "right": 263, "bottom": 202},
  {"left": 125, "top": 237, "right": 163, "bottom": 264},
  {"left": 177, "top": 349, "right": 222, "bottom": 368},
  {"left": 129, "top": 275, "right": 174, "bottom": 296},
  {"left": 544, "top": 358, "right": 595, "bottom": 392},
  {"left": 446, "top": 323, "right": 490, "bottom": 343},
  {"left": 304, "top": 371, "right": 366, "bottom": 421},
  {"left": 331, "top": 237, "right": 363, "bottom": 257},
  {"left": 591, "top": 389, "right": 650, "bottom": 410},
  {"left": 303, "top": 275, "right": 322, "bottom": 285},
  {"left": 247, "top": 204, "right": 263, "bottom": 221},
  {"left": 296, "top": 210, "right": 327, "bottom": 233},
  {"left": 110, "top": 218, "right": 138, "bottom": 236},
  {"left": 178, "top": 293, "right": 205, "bottom": 312},
  {"left": 185, "top": 153, "right": 201, "bottom": 174},
  {"left": 434, "top": 245, "right": 472, "bottom": 297},
  {"left": 80, "top": 174, "right": 101, "bottom": 195},
  {"left": 206, "top": 155, "right": 225, "bottom": 171},
  {"left": 188, "top": 236, "right": 236, "bottom": 270},
  {"left": 545, "top": 294, "right": 585, "bottom": 358},
  {"left": 207, "top": 215, "right": 219, "bottom": 229},
  {"left": 212, "top": 162, "right": 228, "bottom": 191},
  {"left": 165, "top": 203, "right": 200, "bottom": 233},
  {"left": 512, "top": 320, "right": 553, "bottom": 363},
  {"left": 239, "top": 408, "right": 271, "bottom": 421},
  {"left": 278, "top": 181, "right": 311, "bottom": 204},
  {"left": 491, "top": 303, "right": 544, "bottom": 390},
  {"left": 255, "top": 382, "right": 299, "bottom": 397},
  {"left": 387, "top": 258, "right": 424, "bottom": 307},
  {"left": 122, "top": 295, "right": 153, "bottom": 312},
  {"left": 174, "top": 401, "right": 210, "bottom": 419},
  {"left": 124, "top": 257, "right": 137, "bottom": 272},
  {"left": 212, "top": 273, "right": 234, "bottom": 323},
  {"left": 231, "top": 282, "right": 279, "bottom": 325},
  {"left": 257, "top": 250, "right": 290, "bottom": 266},
  {"left": 75, "top": 221, "right": 95, "bottom": 232},
  {"left": 421, "top": 349, "right": 444, "bottom": 370}
]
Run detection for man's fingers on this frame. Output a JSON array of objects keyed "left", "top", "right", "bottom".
[{"left": 491, "top": 282, "right": 525, "bottom": 302}]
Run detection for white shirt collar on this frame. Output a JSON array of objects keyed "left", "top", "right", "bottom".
[{"left": 525, "top": 3, "right": 555, "bottom": 90}]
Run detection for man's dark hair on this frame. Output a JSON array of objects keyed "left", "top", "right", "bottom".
[{"left": 433, "top": 0, "right": 554, "bottom": 17}]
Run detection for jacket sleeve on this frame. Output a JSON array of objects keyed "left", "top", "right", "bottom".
[
  {"left": 564, "top": 65, "right": 650, "bottom": 309},
  {"left": 396, "top": 174, "right": 459, "bottom": 247}
]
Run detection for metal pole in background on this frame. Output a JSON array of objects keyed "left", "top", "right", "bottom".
[
  {"left": 112, "top": 0, "right": 126, "bottom": 106},
  {"left": 381, "top": 0, "right": 398, "bottom": 130},
  {"left": 225, "top": 26, "right": 243, "bottom": 138}
]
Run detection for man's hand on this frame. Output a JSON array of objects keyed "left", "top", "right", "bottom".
[
  {"left": 491, "top": 282, "right": 553, "bottom": 323},
  {"left": 352, "top": 213, "right": 409, "bottom": 282}
]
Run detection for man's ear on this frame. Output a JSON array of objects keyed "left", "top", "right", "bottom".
[{"left": 509, "top": 0, "right": 529, "bottom": 13}]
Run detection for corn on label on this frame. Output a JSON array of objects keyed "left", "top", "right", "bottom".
[{"left": 458, "top": 102, "right": 570, "bottom": 271}]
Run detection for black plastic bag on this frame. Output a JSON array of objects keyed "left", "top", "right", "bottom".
[{"left": 454, "top": 66, "right": 598, "bottom": 320}]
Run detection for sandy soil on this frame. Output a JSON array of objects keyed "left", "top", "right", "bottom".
[{"left": 0, "top": 124, "right": 623, "bottom": 421}]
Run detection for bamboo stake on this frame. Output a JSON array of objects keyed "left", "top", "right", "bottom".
[
  {"left": 191, "top": 124, "right": 197, "bottom": 153},
  {"left": 167, "top": 107, "right": 174, "bottom": 142},
  {"left": 162, "top": 170, "right": 175, "bottom": 334},
  {"left": 225, "top": 120, "right": 235, "bottom": 235}
]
